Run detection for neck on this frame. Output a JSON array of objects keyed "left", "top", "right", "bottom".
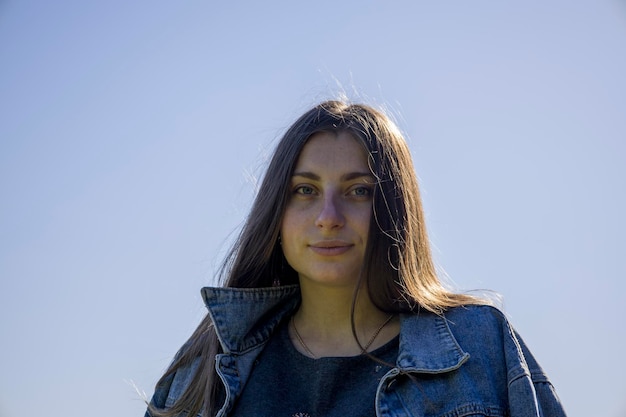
[{"left": 291, "top": 280, "right": 399, "bottom": 357}]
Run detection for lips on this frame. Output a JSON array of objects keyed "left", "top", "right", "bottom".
[{"left": 309, "top": 240, "right": 353, "bottom": 256}]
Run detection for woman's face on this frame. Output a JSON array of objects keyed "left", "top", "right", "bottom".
[{"left": 280, "top": 131, "right": 374, "bottom": 288}]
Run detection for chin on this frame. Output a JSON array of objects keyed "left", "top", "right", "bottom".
[{"left": 301, "top": 273, "right": 361, "bottom": 288}]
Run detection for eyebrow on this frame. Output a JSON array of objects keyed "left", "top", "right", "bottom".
[{"left": 292, "top": 171, "right": 374, "bottom": 182}]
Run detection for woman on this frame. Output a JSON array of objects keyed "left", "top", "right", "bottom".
[{"left": 145, "top": 101, "right": 566, "bottom": 417}]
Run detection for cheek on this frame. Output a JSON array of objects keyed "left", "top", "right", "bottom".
[
  {"left": 279, "top": 220, "right": 298, "bottom": 270},
  {"left": 279, "top": 211, "right": 300, "bottom": 250},
  {"left": 356, "top": 208, "right": 373, "bottom": 236}
]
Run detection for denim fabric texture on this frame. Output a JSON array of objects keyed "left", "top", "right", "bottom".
[{"left": 146, "top": 285, "right": 567, "bottom": 417}]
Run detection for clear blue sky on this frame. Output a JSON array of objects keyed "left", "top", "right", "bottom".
[{"left": 1, "top": 1, "right": 624, "bottom": 416}]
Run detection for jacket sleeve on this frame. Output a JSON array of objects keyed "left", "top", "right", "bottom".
[{"left": 502, "top": 317, "right": 567, "bottom": 417}]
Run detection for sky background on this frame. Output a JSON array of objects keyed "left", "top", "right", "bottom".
[{"left": 1, "top": 1, "right": 625, "bottom": 416}]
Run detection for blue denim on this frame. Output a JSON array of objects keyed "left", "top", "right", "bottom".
[{"left": 147, "top": 285, "right": 566, "bottom": 417}]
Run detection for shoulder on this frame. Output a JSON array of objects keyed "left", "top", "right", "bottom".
[
  {"left": 443, "top": 304, "right": 514, "bottom": 349},
  {"left": 445, "top": 304, "right": 509, "bottom": 331},
  {"left": 148, "top": 356, "right": 202, "bottom": 410},
  {"left": 400, "top": 304, "right": 520, "bottom": 369},
  {"left": 402, "top": 304, "right": 510, "bottom": 339},
  {"left": 441, "top": 305, "right": 538, "bottom": 380}
]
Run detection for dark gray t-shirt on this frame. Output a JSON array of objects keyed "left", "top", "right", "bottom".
[{"left": 230, "top": 319, "right": 398, "bottom": 417}]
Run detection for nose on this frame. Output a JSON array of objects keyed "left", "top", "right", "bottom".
[{"left": 315, "top": 194, "right": 345, "bottom": 229}]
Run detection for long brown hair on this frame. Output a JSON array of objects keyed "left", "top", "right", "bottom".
[{"left": 148, "top": 100, "right": 483, "bottom": 417}]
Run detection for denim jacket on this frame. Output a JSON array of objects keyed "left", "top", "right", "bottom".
[{"left": 147, "top": 285, "right": 566, "bottom": 417}]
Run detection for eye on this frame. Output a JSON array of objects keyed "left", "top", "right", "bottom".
[
  {"left": 350, "top": 186, "right": 372, "bottom": 197},
  {"left": 294, "top": 185, "right": 315, "bottom": 195}
]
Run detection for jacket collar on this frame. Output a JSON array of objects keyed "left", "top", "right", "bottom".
[
  {"left": 397, "top": 308, "right": 470, "bottom": 372},
  {"left": 201, "top": 285, "right": 301, "bottom": 354},
  {"left": 201, "top": 286, "right": 469, "bottom": 373}
]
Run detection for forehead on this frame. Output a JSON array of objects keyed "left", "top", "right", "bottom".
[{"left": 294, "top": 131, "right": 370, "bottom": 173}]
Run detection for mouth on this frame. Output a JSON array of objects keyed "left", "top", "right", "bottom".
[{"left": 309, "top": 241, "right": 353, "bottom": 256}]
